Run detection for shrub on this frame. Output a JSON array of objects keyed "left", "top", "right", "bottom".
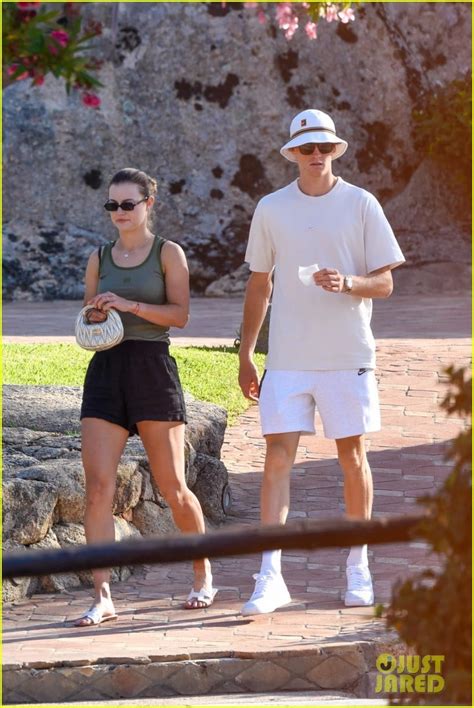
[
  {"left": 413, "top": 74, "right": 472, "bottom": 214},
  {"left": 385, "top": 365, "right": 472, "bottom": 705},
  {"left": 2, "top": 2, "right": 103, "bottom": 106}
]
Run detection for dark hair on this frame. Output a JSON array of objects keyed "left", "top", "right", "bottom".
[{"left": 109, "top": 168, "right": 158, "bottom": 225}]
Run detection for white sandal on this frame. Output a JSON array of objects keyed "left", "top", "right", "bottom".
[
  {"left": 185, "top": 586, "right": 218, "bottom": 609},
  {"left": 74, "top": 605, "right": 118, "bottom": 626}
]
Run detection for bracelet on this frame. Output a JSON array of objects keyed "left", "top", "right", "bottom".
[{"left": 132, "top": 302, "right": 140, "bottom": 316}]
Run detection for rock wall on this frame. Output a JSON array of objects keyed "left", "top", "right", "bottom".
[
  {"left": 3, "top": 385, "right": 230, "bottom": 602},
  {"left": 3, "top": 2, "right": 471, "bottom": 300}
]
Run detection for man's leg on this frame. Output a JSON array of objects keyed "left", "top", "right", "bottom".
[
  {"left": 241, "top": 431, "right": 300, "bottom": 615},
  {"left": 336, "top": 434, "right": 373, "bottom": 519},
  {"left": 336, "top": 434, "right": 374, "bottom": 606}
]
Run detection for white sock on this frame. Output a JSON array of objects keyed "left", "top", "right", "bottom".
[
  {"left": 259, "top": 550, "right": 281, "bottom": 576},
  {"left": 347, "top": 545, "right": 368, "bottom": 567}
]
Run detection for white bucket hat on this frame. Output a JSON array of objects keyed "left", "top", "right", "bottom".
[{"left": 280, "top": 109, "right": 348, "bottom": 162}]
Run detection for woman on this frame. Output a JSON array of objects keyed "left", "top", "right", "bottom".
[{"left": 75, "top": 168, "right": 217, "bottom": 626}]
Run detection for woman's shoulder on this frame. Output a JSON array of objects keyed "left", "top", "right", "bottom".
[
  {"left": 159, "top": 238, "right": 187, "bottom": 269},
  {"left": 86, "top": 241, "right": 114, "bottom": 272}
]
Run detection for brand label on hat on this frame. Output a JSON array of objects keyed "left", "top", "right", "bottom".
[{"left": 301, "top": 119, "right": 307, "bottom": 126}]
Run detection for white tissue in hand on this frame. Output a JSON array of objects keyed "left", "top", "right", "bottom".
[{"left": 298, "top": 264, "right": 320, "bottom": 286}]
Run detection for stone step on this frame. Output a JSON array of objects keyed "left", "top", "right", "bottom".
[{"left": 3, "top": 639, "right": 394, "bottom": 704}]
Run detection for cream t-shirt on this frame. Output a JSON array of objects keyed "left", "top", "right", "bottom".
[{"left": 245, "top": 177, "right": 405, "bottom": 370}]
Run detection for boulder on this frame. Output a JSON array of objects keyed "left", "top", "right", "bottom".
[
  {"left": 184, "top": 394, "right": 227, "bottom": 459},
  {"left": 3, "top": 451, "right": 39, "bottom": 475},
  {"left": 4, "top": 386, "right": 83, "bottom": 434},
  {"left": 54, "top": 522, "right": 86, "bottom": 547},
  {"left": 114, "top": 515, "right": 142, "bottom": 542},
  {"left": 3, "top": 479, "right": 58, "bottom": 545},
  {"left": 132, "top": 501, "right": 178, "bottom": 537},
  {"left": 2, "top": 540, "right": 39, "bottom": 603},
  {"left": 136, "top": 463, "right": 155, "bottom": 502},
  {"left": 2, "top": 384, "right": 230, "bottom": 601},
  {"left": 205, "top": 263, "right": 250, "bottom": 298},
  {"left": 31, "top": 529, "right": 82, "bottom": 593},
  {"left": 53, "top": 520, "right": 140, "bottom": 586},
  {"left": 16, "top": 459, "right": 86, "bottom": 524},
  {"left": 114, "top": 462, "right": 143, "bottom": 515},
  {"left": 191, "top": 453, "right": 232, "bottom": 523}
]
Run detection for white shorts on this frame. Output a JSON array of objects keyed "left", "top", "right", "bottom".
[{"left": 258, "top": 369, "right": 381, "bottom": 439}]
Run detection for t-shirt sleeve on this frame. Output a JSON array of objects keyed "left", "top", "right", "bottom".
[
  {"left": 363, "top": 194, "right": 405, "bottom": 273},
  {"left": 245, "top": 200, "right": 275, "bottom": 273}
]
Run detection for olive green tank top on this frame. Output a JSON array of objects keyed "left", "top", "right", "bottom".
[{"left": 98, "top": 235, "right": 170, "bottom": 343}]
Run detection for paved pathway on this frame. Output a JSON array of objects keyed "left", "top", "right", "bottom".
[
  {"left": 2, "top": 295, "right": 471, "bottom": 702},
  {"left": 3, "top": 294, "right": 471, "bottom": 343}
]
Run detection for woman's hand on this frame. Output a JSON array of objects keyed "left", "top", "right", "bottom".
[{"left": 87, "top": 291, "right": 134, "bottom": 313}]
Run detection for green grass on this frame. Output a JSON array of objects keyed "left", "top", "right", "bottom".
[{"left": 3, "top": 344, "right": 265, "bottom": 424}]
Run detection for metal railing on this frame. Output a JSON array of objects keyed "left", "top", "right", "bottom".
[{"left": 3, "top": 514, "right": 426, "bottom": 579}]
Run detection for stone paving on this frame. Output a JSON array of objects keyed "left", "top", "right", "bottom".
[
  {"left": 2, "top": 294, "right": 471, "bottom": 344},
  {"left": 2, "top": 295, "right": 471, "bottom": 702}
]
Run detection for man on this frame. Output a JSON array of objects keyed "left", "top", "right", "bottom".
[{"left": 238, "top": 109, "right": 405, "bottom": 615}]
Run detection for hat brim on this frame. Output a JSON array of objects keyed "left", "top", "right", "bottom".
[{"left": 281, "top": 132, "right": 348, "bottom": 162}]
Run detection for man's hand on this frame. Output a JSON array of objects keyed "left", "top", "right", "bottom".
[
  {"left": 313, "top": 266, "right": 393, "bottom": 298},
  {"left": 239, "top": 358, "right": 260, "bottom": 402},
  {"left": 314, "top": 268, "right": 344, "bottom": 293}
]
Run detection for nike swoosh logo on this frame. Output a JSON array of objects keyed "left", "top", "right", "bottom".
[{"left": 358, "top": 368, "right": 369, "bottom": 376}]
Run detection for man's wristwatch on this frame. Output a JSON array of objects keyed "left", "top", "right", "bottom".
[{"left": 343, "top": 275, "right": 353, "bottom": 293}]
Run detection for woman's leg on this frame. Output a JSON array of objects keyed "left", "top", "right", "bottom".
[
  {"left": 137, "top": 420, "right": 212, "bottom": 609},
  {"left": 75, "top": 417, "right": 129, "bottom": 626}
]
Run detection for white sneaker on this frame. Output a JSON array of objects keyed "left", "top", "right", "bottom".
[
  {"left": 344, "top": 565, "right": 374, "bottom": 606},
  {"left": 241, "top": 572, "right": 292, "bottom": 616}
]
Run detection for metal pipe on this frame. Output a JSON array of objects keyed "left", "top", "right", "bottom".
[{"left": 3, "top": 514, "right": 426, "bottom": 579}]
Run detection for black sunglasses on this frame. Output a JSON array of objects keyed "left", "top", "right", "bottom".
[
  {"left": 298, "top": 143, "right": 336, "bottom": 155},
  {"left": 104, "top": 196, "right": 149, "bottom": 212}
]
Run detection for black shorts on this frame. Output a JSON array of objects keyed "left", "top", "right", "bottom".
[{"left": 81, "top": 340, "right": 187, "bottom": 436}]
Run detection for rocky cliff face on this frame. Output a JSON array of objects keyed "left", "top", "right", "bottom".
[{"left": 3, "top": 2, "right": 470, "bottom": 300}]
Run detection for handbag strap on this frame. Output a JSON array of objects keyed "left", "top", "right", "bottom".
[{"left": 84, "top": 307, "right": 107, "bottom": 324}]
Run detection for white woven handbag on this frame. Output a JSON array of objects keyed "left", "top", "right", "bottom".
[{"left": 75, "top": 306, "right": 124, "bottom": 351}]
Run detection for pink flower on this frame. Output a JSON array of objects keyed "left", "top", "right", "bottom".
[
  {"left": 245, "top": 2, "right": 266, "bottom": 23},
  {"left": 7, "top": 64, "right": 29, "bottom": 80},
  {"left": 32, "top": 74, "right": 45, "bottom": 86},
  {"left": 82, "top": 92, "right": 101, "bottom": 108},
  {"left": 284, "top": 17, "right": 299, "bottom": 39},
  {"left": 51, "top": 29, "right": 69, "bottom": 47},
  {"left": 275, "top": 3, "right": 299, "bottom": 39},
  {"left": 325, "top": 4, "right": 339, "bottom": 22},
  {"left": 338, "top": 7, "right": 355, "bottom": 23},
  {"left": 305, "top": 20, "right": 318, "bottom": 39}
]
